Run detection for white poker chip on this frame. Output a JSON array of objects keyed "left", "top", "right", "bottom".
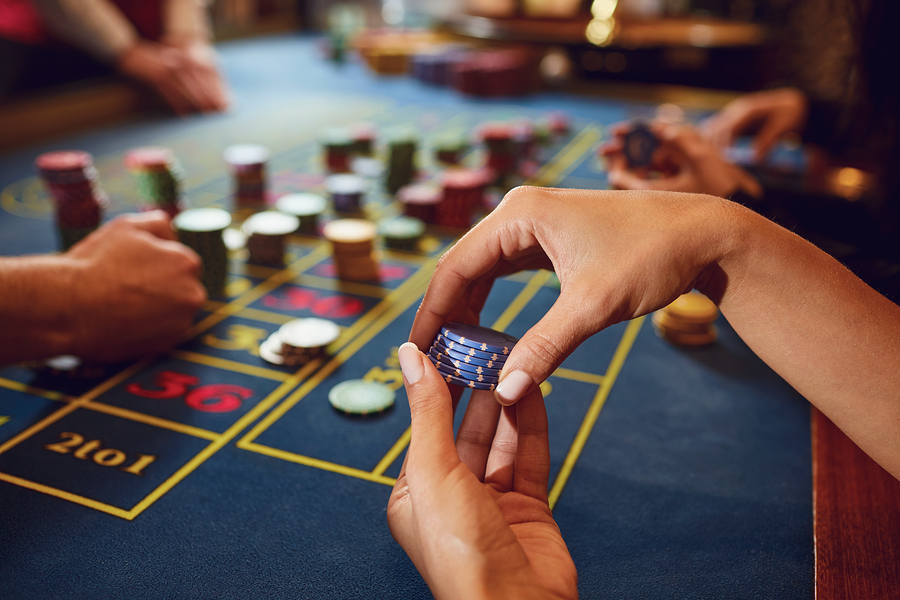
[
  {"left": 325, "top": 173, "right": 366, "bottom": 195},
  {"left": 351, "top": 157, "right": 384, "bottom": 179},
  {"left": 223, "top": 144, "right": 270, "bottom": 166},
  {"left": 223, "top": 228, "right": 247, "bottom": 250},
  {"left": 173, "top": 208, "right": 232, "bottom": 232},
  {"left": 275, "top": 193, "right": 327, "bottom": 217},
  {"left": 258, "top": 333, "right": 285, "bottom": 366},
  {"left": 241, "top": 211, "right": 300, "bottom": 236},
  {"left": 277, "top": 318, "right": 341, "bottom": 349}
]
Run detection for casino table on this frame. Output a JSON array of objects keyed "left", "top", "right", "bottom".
[{"left": 0, "top": 34, "right": 896, "bottom": 600}]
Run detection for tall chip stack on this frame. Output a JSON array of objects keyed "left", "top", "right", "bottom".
[
  {"left": 427, "top": 323, "right": 519, "bottom": 391},
  {"left": 223, "top": 144, "right": 270, "bottom": 210},
  {"left": 173, "top": 207, "right": 232, "bottom": 296},
  {"left": 124, "top": 147, "right": 184, "bottom": 217},
  {"left": 323, "top": 218, "right": 380, "bottom": 281},
  {"left": 385, "top": 130, "right": 417, "bottom": 195},
  {"left": 35, "top": 150, "right": 108, "bottom": 251},
  {"left": 437, "top": 168, "right": 487, "bottom": 229},
  {"left": 479, "top": 122, "right": 516, "bottom": 182}
]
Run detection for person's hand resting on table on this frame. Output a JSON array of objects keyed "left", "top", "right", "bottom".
[
  {"left": 600, "top": 122, "right": 763, "bottom": 200},
  {"left": 0, "top": 211, "right": 206, "bottom": 365},
  {"left": 117, "top": 39, "right": 229, "bottom": 115},
  {"left": 388, "top": 342, "right": 578, "bottom": 600}
]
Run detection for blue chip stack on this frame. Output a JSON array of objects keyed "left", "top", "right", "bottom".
[{"left": 427, "top": 322, "right": 518, "bottom": 391}]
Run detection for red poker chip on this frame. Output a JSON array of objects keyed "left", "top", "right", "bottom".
[
  {"left": 479, "top": 122, "right": 513, "bottom": 142},
  {"left": 442, "top": 168, "right": 488, "bottom": 190},
  {"left": 35, "top": 150, "right": 92, "bottom": 172}
]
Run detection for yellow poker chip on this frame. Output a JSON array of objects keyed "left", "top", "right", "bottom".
[{"left": 663, "top": 292, "right": 719, "bottom": 324}]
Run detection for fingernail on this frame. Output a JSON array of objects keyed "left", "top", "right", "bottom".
[
  {"left": 398, "top": 342, "right": 424, "bottom": 385},
  {"left": 495, "top": 370, "right": 532, "bottom": 405}
]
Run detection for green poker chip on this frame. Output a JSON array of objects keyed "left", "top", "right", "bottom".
[{"left": 328, "top": 379, "right": 395, "bottom": 414}]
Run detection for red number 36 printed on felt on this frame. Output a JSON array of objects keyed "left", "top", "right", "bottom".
[{"left": 126, "top": 371, "right": 253, "bottom": 413}]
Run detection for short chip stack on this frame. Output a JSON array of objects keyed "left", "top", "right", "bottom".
[
  {"left": 320, "top": 128, "right": 355, "bottom": 173},
  {"left": 652, "top": 292, "right": 719, "bottom": 346},
  {"left": 124, "top": 147, "right": 184, "bottom": 216},
  {"left": 323, "top": 218, "right": 380, "bottom": 281},
  {"left": 428, "top": 323, "right": 518, "bottom": 391},
  {"left": 433, "top": 134, "right": 468, "bottom": 165},
  {"left": 35, "top": 150, "right": 108, "bottom": 251},
  {"left": 242, "top": 211, "right": 300, "bottom": 266},
  {"left": 397, "top": 182, "right": 441, "bottom": 223},
  {"left": 173, "top": 207, "right": 232, "bottom": 296},
  {"left": 275, "top": 193, "right": 327, "bottom": 234},
  {"left": 437, "top": 168, "right": 487, "bottom": 229},
  {"left": 326, "top": 173, "right": 366, "bottom": 213},
  {"left": 480, "top": 122, "right": 517, "bottom": 180},
  {"left": 378, "top": 215, "right": 425, "bottom": 251},
  {"left": 259, "top": 318, "right": 341, "bottom": 367},
  {"left": 223, "top": 144, "right": 270, "bottom": 209}
]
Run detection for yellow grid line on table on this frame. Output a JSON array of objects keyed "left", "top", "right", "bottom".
[
  {"left": 184, "top": 244, "right": 331, "bottom": 341},
  {"left": 0, "top": 376, "right": 75, "bottom": 404},
  {"left": 82, "top": 402, "right": 220, "bottom": 441},
  {"left": 547, "top": 317, "right": 645, "bottom": 510},
  {"left": 235, "top": 258, "right": 440, "bottom": 460},
  {"left": 170, "top": 351, "right": 291, "bottom": 382}
]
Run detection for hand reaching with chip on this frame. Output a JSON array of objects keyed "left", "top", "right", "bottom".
[
  {"left": 388, "top": 343, "right": 578, "bottom": 600},
  {"left": 408, "top": 186, "right": 900, "bottom": 481},
  {"left": 702, "top": 88, "right": 808, "bottom": 163},
  {"left": 601, "top": 122, "right": 763, "bottom": 199}
]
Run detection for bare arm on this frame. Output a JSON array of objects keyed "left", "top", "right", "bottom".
[{"left": 0, "top": 212, "right": 206, "bottom": 366}]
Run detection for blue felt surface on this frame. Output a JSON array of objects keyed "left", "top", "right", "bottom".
[{"left": 0, "top": 35, "right": 812, "bottom": 599}]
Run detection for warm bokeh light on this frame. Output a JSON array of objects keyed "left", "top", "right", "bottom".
[
  {"left": 586, "top": 18, "right": 615, "bottom": 46},
  {"left": 591, "top": 0, "right": 618, "bottom": 20},
  {"left": 837, "top": 167, "right": 864, "bottom": 188}
]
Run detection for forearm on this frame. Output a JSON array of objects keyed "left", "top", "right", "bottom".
[
  {"left": 0, "top": 256, "right": 77, "bottom": 365},
  {"left": 709, "top": 202, "right": 900, "bottom": 479},
  {"left": 32, "top": 0, "right": 137, "bottom": 63},
  {"left": 163, "top": 0, "right": 211, "bottom": 45}
]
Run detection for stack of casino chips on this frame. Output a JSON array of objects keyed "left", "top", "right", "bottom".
[
  {"left": 35, "top": 150, "right": 108, "bottom": 251},
  {"left": 479, "top": 122, "right": 517, "bottom": 180},
  {"left": 385, "top": 130, "right": 417, "bottom": 194},
  {"left": 124, "top": 147, "right": 184, "bottom": 217},
  {"left": 223, "top": 144, "right": 270, "bottom": 210},
  {"left": 241, "top": 211, "right": 300, "bottom": 266},
  {"left": 427, "top": 323, "right": 519, "bottom": 391},
  {"left": 173, "top": 207, "right": 232, "bottom": 296},
  {"left": 433, "top": 134, "right": 468, "bottom": 166},
  {"left": 326, "top": 173, "right": 367, "bottom": 214},
  {"left": 320, "top": 128, "right": 356, "bottom": 173},
  {"left": 323, "top": 218, "right": 380, "bottom": 281},
  {"left": 652, "top": 292, "right": 719, "bottom": 346},
  {"left": 410, "top": 46, "right": 467, "bottom": 86},
  {"left": 259, "top": 318, "right": 341, "bottom": 367},
  {"left": 275, "top": 192, "right": 327, "bottom": 234},
  {"left": 378, "top": 215, "right": 425, "bottom": 251},
  {"left": 453, "top": 48, "right": 539, "bottom": 97},
  {"left": 397, "top": 182, "right": 441, "bottom": 224},
  {"left": 437, "top": 168, "right": 488, "bottom": 229},
  {"left": 350, "top": 122, "right": 376, "bottom": 156}
]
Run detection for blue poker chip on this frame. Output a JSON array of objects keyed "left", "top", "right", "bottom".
[
  {"left": 431, "top": 356, "right": 500, "bottom": 385},
  {"left": 623, "top": 123, "right": 659, "bottom": 168},
  {"left": 432, "top": 338, "right": 507, "bottom": 366},
  {"left": 432, "top": 364, "right": 498, "bottom": 391},
  {"left": 429, "top": 347, "right": 502, "bottom": 376},
  {"left": 440, "top": 322, "right": 518, "bottom": 354}
]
